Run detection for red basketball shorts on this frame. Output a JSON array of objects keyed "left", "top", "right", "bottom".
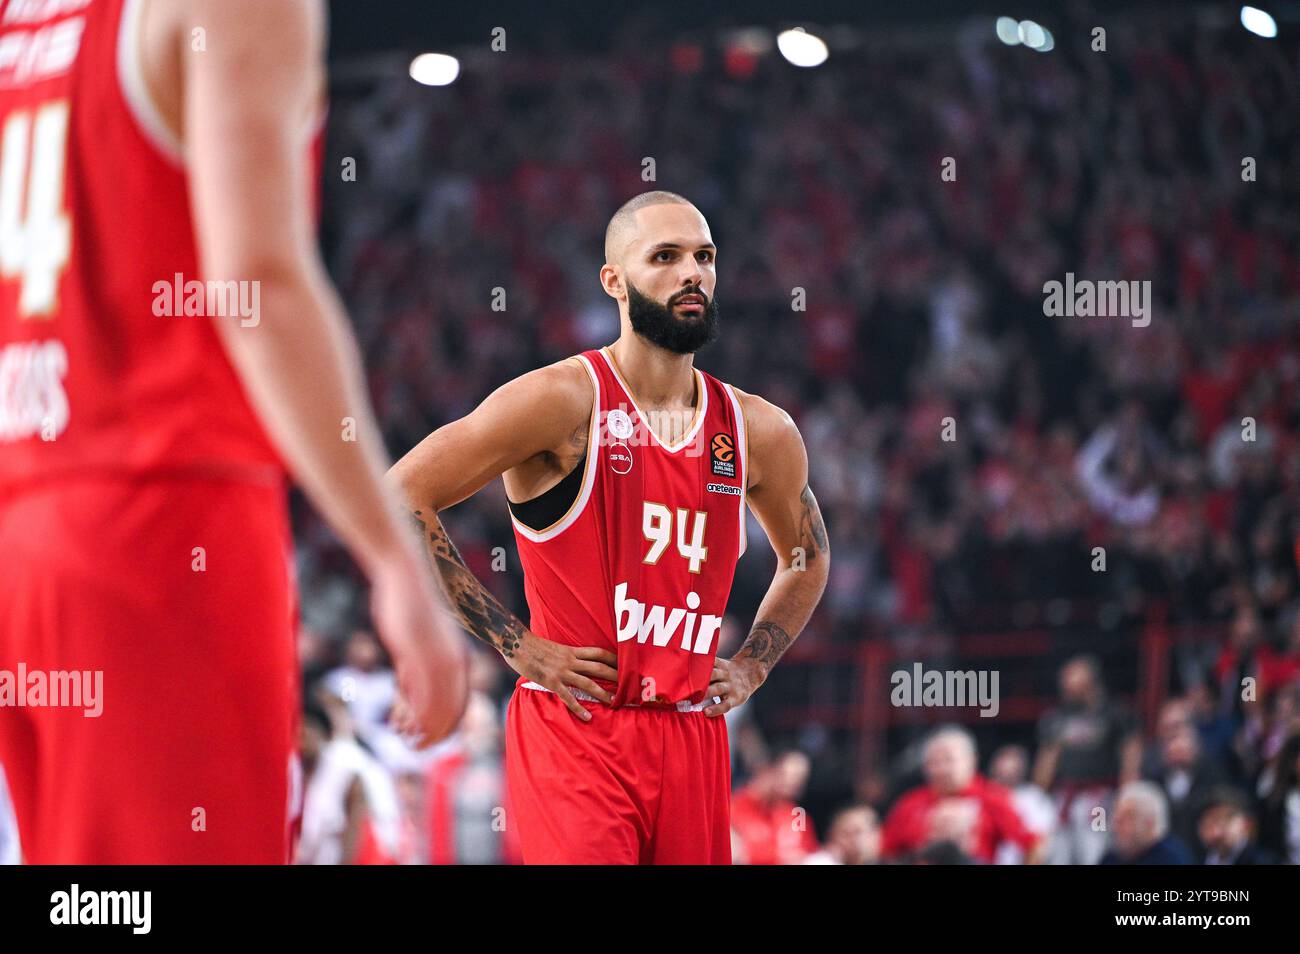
[
  {"left": 505, "top": 683, "right": 732, "bottom": 864},
  {"left": 0, "top": 474, "right": 297, "bottom": 864}
]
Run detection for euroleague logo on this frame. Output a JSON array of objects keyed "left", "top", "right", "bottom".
[
  {"left": 606, "top": 408, "right": 634, "bottom": 475},
  {"left": 710, "top": 431, "right": 736, "bottom": 478}
]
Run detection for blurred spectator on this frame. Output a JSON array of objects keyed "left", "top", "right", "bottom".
[
  {"left": 1034, "top": 656, "right": 1141, "bottom": 865},
  {"left": 323, "top": 629, "right": 397, "bottom": 736},
  {"left": 1100, "top": 781, "right": 1193, "bottom": 865},
  {"left": 990, "top": 744, "right": 1057, "bottom": 864},
  {"left": 1196, "top": 787, "right": 1276, "bottom": 865},
  {"left": 803, "top": 805, "right": 881, "bottom": 865},
  {"left": 1257, "top": 731, "right": 1300, "bottom": 864},
  {"left": 424, "top": 692, "right": 521, "bottom": 864},
  {"left": 322, "top": 629, "right": 429, "bottom": 773},
  {"left": 1142, "top": 701, "right": 1226, "bottom": 848},
  {"left": 717, "top": 616, "right": 769, "bottom": 787},
  {"left": 296, "top": 691, "right": 411, "bottom": 865},
  {"left": 731, "top": 750, "right": 820, "bottom": 864},
  {"left": 1075, "top": 414, "right": 1160, "bottom": 526},
  {"left": 882, "top": 727, "right": 1041, "bottom": 864}
]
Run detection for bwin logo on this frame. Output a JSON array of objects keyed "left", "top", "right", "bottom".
[
  {"left": 50, "top": 884, "right": 151, "bottom": 935},
  {"left": 613, "top": 582, "right": 722, "bottom": 655}
]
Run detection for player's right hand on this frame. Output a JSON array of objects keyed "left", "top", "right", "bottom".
[
  {"left": 513, "top": 634, "right": 617, "bottom": 722},
  {"left": 370, "top": 552, "right": 469, "bottom": 746}
]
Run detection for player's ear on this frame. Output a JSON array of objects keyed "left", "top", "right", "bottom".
[{"left": 599, "top": 263, "right": 625, "bottom": 301}]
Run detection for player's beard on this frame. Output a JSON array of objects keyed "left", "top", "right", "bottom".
[{"left": 626, "top": 282, "right": 720, "bottom": 355}]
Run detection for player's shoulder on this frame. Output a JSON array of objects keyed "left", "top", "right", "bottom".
[
  {"left": 726, "top": 385, "right": 804, "bottom": 490},
  {"left": 491, "top": 356, "right": 594, "bottom": 432},
  {"left": 150, "top": 0, "right": 323, "bottom": 41},
  {"left": 524, "top": 355, "right": 595, "bottom": 403},
  {"left": 729, "top": 385, "right": 800, "bottom": 450}
]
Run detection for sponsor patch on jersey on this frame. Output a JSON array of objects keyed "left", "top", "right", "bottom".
[
  {"left": 706, "top": 481, "right": 742, "bottom": 496},
  {"left": 709, "top": 432, "right": 736, "bottom": 478},
  {"left": 609, "top": 439, "right": 633, "bottom": 475}
]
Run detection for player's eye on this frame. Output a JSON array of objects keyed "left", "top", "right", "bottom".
[
  {"left": 697, "top": 250, "right": 714, "bottom": 263},
  {"left": 655, "top": 250, "right": 675, "bottom": 262}
]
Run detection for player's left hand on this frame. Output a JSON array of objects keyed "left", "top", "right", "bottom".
[{"left": 704, "top": 656, "right": 765, "bottom": 717}]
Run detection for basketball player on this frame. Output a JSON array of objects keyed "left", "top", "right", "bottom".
[
  {"left": 390, "top": 191, "right": 831, "bottom": 863},
  {"left": 0, "top": 0, "right": 467, "bottom": 863}
]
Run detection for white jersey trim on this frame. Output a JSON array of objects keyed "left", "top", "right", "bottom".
[
  {"left": 509, "top": 354, "right": 601, "bottom": 543},
  {"left": 519, "top": 680, "right": 720, "bottom": 713},
  {"left": 723, "top": 383, "right": 748, "bottom": 558},
  {"left": 117, "top": 0, "right": 186, "bottom": 166},
  {"left": 598, "top": 346, "right": 708, "bottom": 454}
]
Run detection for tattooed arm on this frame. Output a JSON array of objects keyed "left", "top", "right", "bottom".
[
  {"left": 705, "top": 391, "right": 830, "bottom": 717},
  {"left": 406, "top": 508, "right": 528, "bottom": 660},
  {"left": 388, "top": 360, "right": 618, "bottom": 721}
]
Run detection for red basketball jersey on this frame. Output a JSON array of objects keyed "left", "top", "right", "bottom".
[
  {"left": 511, "top": 345, "right": 750, "bottom": 708},
  {"left": 0, "top": 0, "right": 313, "bottom": 490}
]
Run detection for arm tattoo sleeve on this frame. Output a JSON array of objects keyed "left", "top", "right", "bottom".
[
  {"left": 736, "top": 620, "right": 793, "bottom": 673},
  {"left": 409, "top": 508, "right": 527, "bottom": 659},
  {"left": 798, "top": 484, "right": 829, "bottom": 560}
]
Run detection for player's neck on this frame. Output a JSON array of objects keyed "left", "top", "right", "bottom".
[{"left": 606, "top": 336, "right": 697, "bottom": 408}]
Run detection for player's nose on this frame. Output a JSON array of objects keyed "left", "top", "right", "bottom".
[{"left": 678, "top": 259, "right": 705, "bottom": 288}]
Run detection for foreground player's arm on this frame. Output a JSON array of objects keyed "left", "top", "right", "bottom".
[
  {"left": 706, "top": 392, "right": 830, "bottom": 717},
  {"left": 388, "top": 363, "right": 618, "bottom": 721},
  {"left": 175, "top": 0, "right": 466, "bottom": 742}
]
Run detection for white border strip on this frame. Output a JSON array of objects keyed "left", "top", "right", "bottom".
[
  {"left": 723, "top": 383, "right": 748, "bottom": 558},
  {"left": 520, "top": 680, "right": 718, "bottom": 713},
  {"left": 598, "top": 347, "right": 707, "bottom": 454},
  {"left": 117, "top": 0, "right": 185, "bottom": 165},
  {"left": 509, "top": 355, "right": 601, "bottom": 543}
]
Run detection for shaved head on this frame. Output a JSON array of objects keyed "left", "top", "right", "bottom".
[
  {"left": 599, "top": 191, "right": 720, "bottom": 354},
  {"left": 604, "top": 190, "right": 696, "bottom": 264}
]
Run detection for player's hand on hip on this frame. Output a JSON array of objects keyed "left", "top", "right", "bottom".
[
  {"left": 705, "top": 656, "right": 765, "bottom": 717},
  {"left": 514, "top": 633, "right": 617, "bottom": 721},
  {"left": 371, "top": 553, "right": 469, "bottom": 747}
]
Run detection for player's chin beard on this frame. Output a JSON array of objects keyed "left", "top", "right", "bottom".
[{"left": 626, "top": 283, "right": 720, "bottom": 355}]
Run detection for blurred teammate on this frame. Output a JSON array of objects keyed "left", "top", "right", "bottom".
[
  {"left": 0, "top": 0, "right": 467, "bottom": 863},
  {"left": 391, "top": 191, "right": 830, "bottom": 863}
]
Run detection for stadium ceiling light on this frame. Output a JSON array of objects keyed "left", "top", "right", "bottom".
[
  {"left": 1017, "top": 19, "right": 1047, "bottom": 49},
  {"left": 1034, "top": 26, "right": 1056, "bottom": 52},
  {"left": 409, "top": 52, "right": 460, "bottom": 86},
  {"left": 1240, "top": 6, "right": 1278, "bottom": 38},
  {"left": 995, "top": 16, "right": 1022, "bottom": 45},
  {"left": 776, "top": 27, "right": 829, "bottom": 67}
]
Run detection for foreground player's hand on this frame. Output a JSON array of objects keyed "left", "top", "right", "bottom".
[
  {"left": 704, "top": 656, "right": 765, "bottom": 717},
  {"left": 372, "top": 553, "right": 469, "bottom": 747},
  {"left": 513, "top": 633, "right": 617, "bottom": 722}
]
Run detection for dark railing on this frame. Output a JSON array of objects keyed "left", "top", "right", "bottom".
[{"left": 757, "top": 602, "right": 1228, "bottom": 777}]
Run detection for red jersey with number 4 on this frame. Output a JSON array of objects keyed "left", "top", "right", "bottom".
[
  {"left": 0, "top": 0, "right": 302, "bottom": 490},
  {"left": 510, "top": 345, "right": 750, "bottom": 708}
]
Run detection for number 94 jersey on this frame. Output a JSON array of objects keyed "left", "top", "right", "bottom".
[
  {"left": 0, "top": 0, "right": 304, "bottom": 489},
  {"left": 510, "top": 346, "right": 750, "bottom": 709}
]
